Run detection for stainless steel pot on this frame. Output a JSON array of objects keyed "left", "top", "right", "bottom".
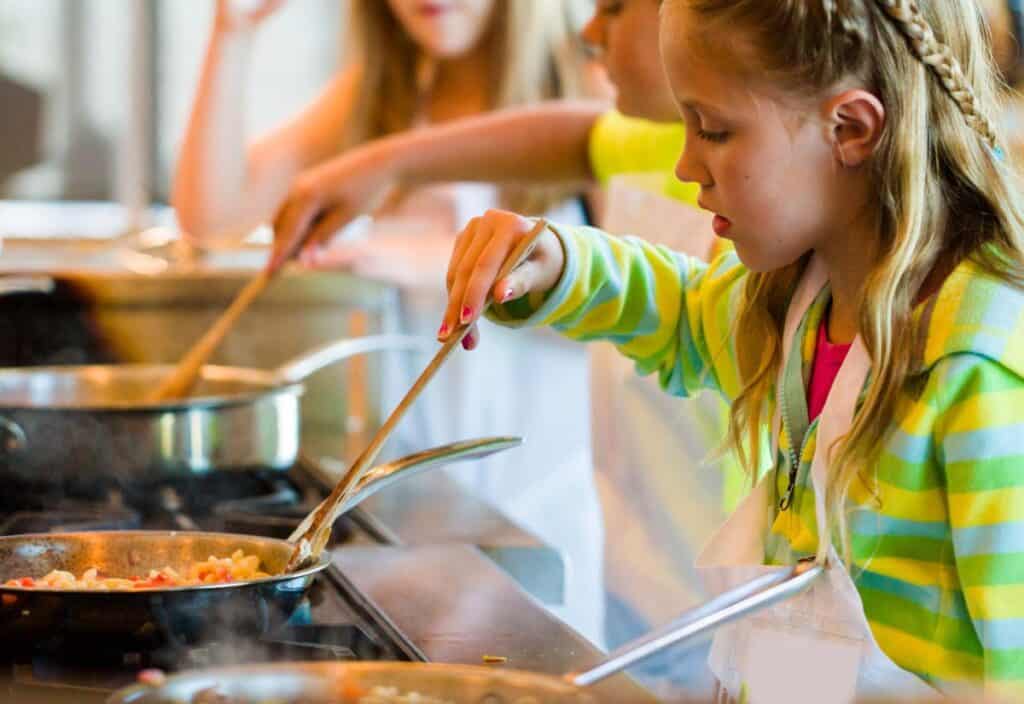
[{"left": 0, "top": 335, "right": 426, "bottom": 481}]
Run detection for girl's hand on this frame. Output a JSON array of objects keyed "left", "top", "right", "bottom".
[
  {"left": 214, "top": 0, "right": 288, "bottom": 33},
  {"left": 270, "top": 153, "right": 393, "bottom": 271},
  {"left": 440, "top": 210, "right": 564, "bottom": 350}
]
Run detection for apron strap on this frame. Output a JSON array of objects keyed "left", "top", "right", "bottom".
[
  {"left": 769, "top": 254, "right": 872, "bottom": 563},
  {"left": 771, "top": 256, "right": 829, "bottom": 461}
]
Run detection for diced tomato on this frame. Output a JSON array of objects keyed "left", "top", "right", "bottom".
[
  {"left": 136, "top": 669, "right": 167, "bottom": 686},
  {"left": 19, "top": 578, "right": 34, "bottom": 587},
  {"left": 338, "top": 680, "right": 367, "bottom": 701}
]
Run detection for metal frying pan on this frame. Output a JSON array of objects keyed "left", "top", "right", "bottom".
[
  {"left": 109, "top": 562, "right": 829, "bottom": 703},
  {"left": 0, "top": 437, "right": 522, "bottom": 650}
]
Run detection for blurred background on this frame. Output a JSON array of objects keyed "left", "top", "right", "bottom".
[{"left": 0, "top": 0, "right": 343, "bottom": 208}]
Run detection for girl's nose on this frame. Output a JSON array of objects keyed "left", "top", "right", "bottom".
[{"left": 674, "top": 141, "right": 707, "bottom": 186}]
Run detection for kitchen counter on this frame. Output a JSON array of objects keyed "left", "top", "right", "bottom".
[{"left": 334, "top": 543, "right": 660, "bottom": 704}]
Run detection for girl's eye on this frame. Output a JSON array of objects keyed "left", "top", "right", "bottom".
[{"left": 697, "top": 128, "right": 729, "bottom": 144}]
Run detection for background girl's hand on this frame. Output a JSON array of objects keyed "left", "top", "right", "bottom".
[
  {"left": 214, "top": 0, "right": 288, "bottom": 33},
  {"left": 270, "top": 153, "right": 394, "bottom": 270},
  {"left": 439, "top": 209, "right": 565, "bottom": 350}
]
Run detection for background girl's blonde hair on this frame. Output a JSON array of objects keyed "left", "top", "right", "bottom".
[
  {"left": 343, "top": 0, "right": 595, "bottom": 214},
  {"left": 668, "top": 0, "right": 1024, "bottom": 561}
]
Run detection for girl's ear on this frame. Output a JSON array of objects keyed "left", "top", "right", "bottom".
[{"left": 824, "top": 89, "right": 886, "bottom": 167}]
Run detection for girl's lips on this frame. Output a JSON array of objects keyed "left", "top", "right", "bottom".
[
  {"left": 712, "top": 214, "right": 733, "bottom": 236},
  {"left": 419, "top": 2, "right": 447, "bottom": 17}
]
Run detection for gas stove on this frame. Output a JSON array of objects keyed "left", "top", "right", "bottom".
[{"left": 0, "top": 462, "right": 420, "bottom": 703}]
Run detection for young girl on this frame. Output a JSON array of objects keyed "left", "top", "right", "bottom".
[
  {"left": 268, "top": 0, "right": 740, "bottom": 664},
  {"left": 173, "top": 0, "right": 606, "bottom": 645},
  {"left": 440, "top": 0, "right": 1024, "bottom": 698}
]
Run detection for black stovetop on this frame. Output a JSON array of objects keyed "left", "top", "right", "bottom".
[{"left": 0, "top": 464, "right": 418, "bottom": 704}]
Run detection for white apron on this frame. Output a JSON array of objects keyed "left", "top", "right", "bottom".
[{"left": 696, "top": 255, "right": 937, "bottom": 703}]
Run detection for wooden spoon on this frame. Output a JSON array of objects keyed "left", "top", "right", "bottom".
[
  {"left": 285, "top": 218, "right": 550, "bottom": 571},
  {"left": 149, "top": 226, "right": 312, "bottom": 402}
]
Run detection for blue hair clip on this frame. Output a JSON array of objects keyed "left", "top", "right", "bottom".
[{"left": 992, "top": 145, "right": 1007, "bottom": 162}]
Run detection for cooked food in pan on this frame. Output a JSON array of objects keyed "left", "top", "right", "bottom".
[
  {"left": 4, "top": 550, "right": 268, "bottom": 590},
  {"left": 187, "top": 685, "right": 455, "bottom": 704}
]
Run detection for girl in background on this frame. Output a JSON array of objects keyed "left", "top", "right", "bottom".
[
  {"left": 440, "top": 0, "right": 1024, "bottom": 698},
  {"left": 174, "top": 0, "right": 607, "bottom": 645}
]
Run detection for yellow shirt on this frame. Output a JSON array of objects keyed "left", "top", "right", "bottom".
[{"left": 588, "top": 110, "right": 702, "bottom": 206}]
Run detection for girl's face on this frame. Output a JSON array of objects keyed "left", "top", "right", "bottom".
[
  {"left": 386, "top": 0, "right": 497, "bottom": 59},
  {"left": 582, "top": 0, "right": 678, "bottom": 122},
  {"left": 660, "top": 3, "right": 850, "bottom": 272}
]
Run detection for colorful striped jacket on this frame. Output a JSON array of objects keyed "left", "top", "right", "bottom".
[{"left": 491, "top": 223, "right": 1024, "bottom": 694}]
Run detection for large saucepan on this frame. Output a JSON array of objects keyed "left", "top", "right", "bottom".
[
  {"left": 0, "top": 334, "right": 426, "bottom": 481},
  {"left": 109, "top": 563, "right": 841, "bottom": 704}
]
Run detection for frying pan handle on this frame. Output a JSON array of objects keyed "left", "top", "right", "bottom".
[
  {"left": 0, "top": 417, "right": 26, "bottom": 454},
  {"left": 568, "top": 560, "right": 825, "bottom": 688},
  {"left": 275, "top": 335, "right": 431, "bottom": 383}
]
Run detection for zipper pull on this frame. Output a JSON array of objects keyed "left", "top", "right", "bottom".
[{"left": 778, "top": 463, "right": 799, "bottom": 511}]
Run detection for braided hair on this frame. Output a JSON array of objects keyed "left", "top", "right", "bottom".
[{"left": 873, "top": 0, "right": 1001, "bottom": 150}]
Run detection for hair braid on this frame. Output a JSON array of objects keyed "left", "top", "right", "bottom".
[{"left": 873, "top": 0, "right": 999, "bottom": 150}]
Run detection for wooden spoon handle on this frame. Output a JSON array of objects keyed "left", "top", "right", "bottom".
[{"left": 150, "top": 269, "right": 273, "bottom": 402}]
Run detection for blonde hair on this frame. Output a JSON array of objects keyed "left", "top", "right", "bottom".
[
  {"left": 343, "top": 0, "right": 595, "bottom": 213},
  {"left": 668, "top": 0, "right": 1024, "bottom": 561}
]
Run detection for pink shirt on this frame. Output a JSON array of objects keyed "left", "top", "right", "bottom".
[{"left": 807, "top": 317, "right": 852, "bottom": 422}]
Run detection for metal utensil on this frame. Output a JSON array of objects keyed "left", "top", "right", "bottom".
[
  {"left": 108, "top": 561, "right": 826, "bottom": 703},
  {"left": 285, "top": 219, "right": 551, "bottom": 572},
  {"left": 0, "top": 334, "right": 426, "bottom": 481},
  {"left": 288, "top": 436, "right": 522, "bottom": 542}
]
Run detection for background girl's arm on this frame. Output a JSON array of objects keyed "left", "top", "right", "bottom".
[
  {"left": 270, "top": 102, "right": 605, "bottom": 254},
  {"left": 172, "top": 0, "right": 359, "bottom": 244},
  {"left": 372, "top": 101, "right": 604, "bottom": 187}
]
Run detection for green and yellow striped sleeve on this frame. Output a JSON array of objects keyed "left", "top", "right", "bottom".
[
  {"left": 933, "top": 355, "right": 1024, "bottom": 692},
  {"left": 492, "top": 222, "right": 747, "bottom": 400}
]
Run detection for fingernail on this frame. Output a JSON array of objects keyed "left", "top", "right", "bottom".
[
  {"left": 438, "top": 322, "right": 450, "bottom": 338},
  {"left": 461, "top": 332, "right": 475, "bottom": 350},
  {"left": 499, "top": 286, "right": 514, "bottom": 303},
  {"left": 460, "top": 306, "right": 474, "bottom": 323}
]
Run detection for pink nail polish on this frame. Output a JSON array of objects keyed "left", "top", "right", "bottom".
[
  {"left": 460, "top": 306, "right": 474, "bottom": 323},
  {"left": 500, "top": 287, "right": 514, "bottom": 303},
  {"left": 461, "top": 334, "right": 474, "bottom": 350},
  {"left": 438, "top": 322, "right": 449, "bottom": 338}
]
